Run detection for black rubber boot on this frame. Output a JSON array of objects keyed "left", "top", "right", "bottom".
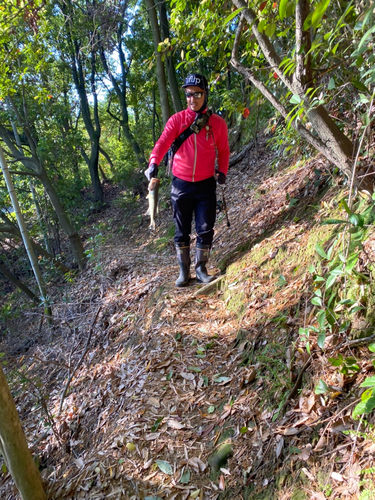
[
  {"left": 195, "top": 245, "right": 215, "bottom": 284},
  {"left": 176, "top": 245, "right": 191, "bottom": 287}
]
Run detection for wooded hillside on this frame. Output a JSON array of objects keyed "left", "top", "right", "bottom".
[{"left": 1, "top": 1, "right": 375, "bottom": 499}]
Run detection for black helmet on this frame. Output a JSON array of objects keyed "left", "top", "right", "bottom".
[{"left": 182, "top": 73, "right": 208, "bottom": 93}]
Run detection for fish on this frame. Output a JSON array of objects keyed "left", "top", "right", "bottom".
[{"left": 147, "top": 177, "right": 160, "bottom": 230}]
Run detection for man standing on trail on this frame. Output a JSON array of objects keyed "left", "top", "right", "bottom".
[{"left": 145, "top": 73, "right": 230, "bottom": 287}]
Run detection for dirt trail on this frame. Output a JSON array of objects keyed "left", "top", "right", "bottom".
[{"left": 2, "top": 137, "right": 368, "bottom": 499}]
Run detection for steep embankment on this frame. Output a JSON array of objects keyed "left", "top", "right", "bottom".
[{"left": 1, "top": 136, "right": 375, "bottom": 499}]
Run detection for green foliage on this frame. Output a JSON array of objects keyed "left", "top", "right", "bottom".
[
  {"left": 300, "top": 194, "right": 374, "bottom": 356},
  {"left": 84, "top": 228, "right": 108, "bottom": 273},
  {"left": 328, "top": 354, "right": 360, "bottom": 375},
  {"left": 352, "top": 345, "right": 375, "bottom": 419}
]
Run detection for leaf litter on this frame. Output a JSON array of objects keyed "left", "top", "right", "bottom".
[{"left": 0, "top": 136, "right": 375, "bottom": 499}]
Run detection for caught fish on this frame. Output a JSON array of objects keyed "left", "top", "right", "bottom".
[{"left": 147, "top": 177, "right": 160, "bottom": 230}]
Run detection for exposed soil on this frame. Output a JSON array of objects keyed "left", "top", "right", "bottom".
[{"left": 1, "top": 136, "right": 375, "bottom": 500}]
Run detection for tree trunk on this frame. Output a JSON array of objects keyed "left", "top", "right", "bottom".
[
  {"left": 145, "top": 0, "right": 171, "bottom": 126},
  {"left": 0, "top": 263, "right": 39, "bottom": 303},
  {"left": 0, "top": 113, "right": 86, "bottom": 270},
  {"left": 86, "top": 137, "right": 103, "bottom": 202},
  {"left": 158, "top": 0, "right": 183, "bottom": 113},
  {"left": 0, "top": 143, "right": 51, "bottom": 317},
  {"left": 230, "top": 0, "right": 355, "bottom": 180},
  {"left": 0, "top": 213, "right": 72, "bottom": 275},
  {"left": 99, "top": 36, "right": 148, "bottom": 169},
  {"left": 9, "top": 114, "right": 52, "bottom": 254},
  {"left": 99, "top": 146, "right": 114, "bottom": 171},
  {"left": 38, "top": 170, "right": 86, "bottom": 270},
  {"left": 0, "top": 365, "right": 47, "bottom": 500},
  {"left": 29, "top": 181, "right": 51, "bottom": 254}
]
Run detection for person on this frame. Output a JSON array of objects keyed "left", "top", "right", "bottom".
[{"left": 145, "top": 73, "right": 230, "bottom": 287}]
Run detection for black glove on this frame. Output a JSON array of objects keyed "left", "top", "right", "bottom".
[
  {"left": 145, "top": 163, "right": 158, "bottom": 181},
  {"left": 217, "top": 172, "right": 226, "bottom": 185}
]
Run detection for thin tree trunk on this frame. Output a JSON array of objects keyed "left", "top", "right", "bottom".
[
  {"left": 0, "top": 109, "right": 86, "bottom": 270},
  {"left": 230, "top": 0, "right": 355, "bottom": 179},
  {"left": 38, "top": 170, "right": 86, "bottom": 270},
  {"left": 29, "top": 182, "right": 51, "bottom": 254},
  {"left": 158, "top": 0, "right": 183, "bottom": 113},
  {"left": 0, "top": 213, "right": 71, "bottom": 274},
  {"left": 99, "top": 146, "right": 114, "bottom": 171},
  {"left": 145, "top": 0, "right": 171, "bottom": 126},
  {"left": 99, "top": 38, "right": 147, "bottom": 169},
  {"left": 0, "top": 365, "right": 47, "bottom": 500},
  {"left": 8, "top": 114, "right": 52, "bottom": 254},
  {"left": 152, "top": 86, "right": 156, "bottom": 144},
  {"left": 0, "top": 263, "right": 39, "bottom": 303},
  {"left": 0, "top": 144, "right": 51, "bottom": 317},
  {"left": 60, "top": 0, "right": 103, "bottom": 202}
]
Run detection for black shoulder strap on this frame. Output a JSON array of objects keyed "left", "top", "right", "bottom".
[
  {"left": 170, "top": 109, "right": 212, "bottom": 155},
  {"left": 170, "top": 127, "right": 194, "bottom": 155}
]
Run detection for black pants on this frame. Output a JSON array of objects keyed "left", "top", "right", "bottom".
[{"left": 171, "top": 176, "right": 216, "bottom": 247}]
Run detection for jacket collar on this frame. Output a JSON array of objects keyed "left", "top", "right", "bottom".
[{"left": 186, "top": 106, "right": 208, "bottom": 117}]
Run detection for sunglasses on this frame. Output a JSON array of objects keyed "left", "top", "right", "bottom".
[{"left": 185, "top": 92, "right": 204, "bottom": 99}]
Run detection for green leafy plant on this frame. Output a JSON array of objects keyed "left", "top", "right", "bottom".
[
  {"left": 328, "top": 354, "right": 360, "bottom": 375},
  {"left": 352, "top": 345, "right": 375, "bottom": 419},
  {"left": 300, "top": 194, "right": 374, "bottom": 355}
]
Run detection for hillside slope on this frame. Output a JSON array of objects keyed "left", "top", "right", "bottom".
[{"left": 1, "top": 136, "right": 375, "bottom": 500}]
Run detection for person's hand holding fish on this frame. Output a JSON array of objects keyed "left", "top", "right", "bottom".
[{"left": 147, "top": 177, "right": 160, "bottom": 230}]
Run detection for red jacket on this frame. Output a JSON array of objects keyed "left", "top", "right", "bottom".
[{"left": 149, "top": 108, "right": 229, "bottom": 182}]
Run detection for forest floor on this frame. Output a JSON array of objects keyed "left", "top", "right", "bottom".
[{"left": 1, "top": 135, "right": 375, "bottom": 500}]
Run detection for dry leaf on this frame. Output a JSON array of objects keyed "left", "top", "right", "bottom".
[
  {"left": 306, "top": 392, "right": 316, "bottom": 412},
  {"left": 220, "top": 467, "right": 231, "bottom": 475},
  {"left": 188, "top": 457, "right": 206, "bottom": 472},
  {"left": 275, "top": 427, "right": 300, "bottom": 436},
  {"left": 314, "top": 435, "right": 326, "bottom": 451},
  {"left": 275, "top": 436, "right": 284, "bottom": 458},
  {"left": 331, "top": 471, "right": 345, "bottom": 482},
  {"left": 218, "top": 475, "right": 225, "bottom": 490},
  {"left": 149, "top": 397, "right": 160, "bottom": 408},
  {"left": 300, "top": 444, "right": 312, "bottom": 461},
  {"left": 73, "top": 457, "right": 85, "bottom": 469},
  {"left": 189, "top": 490, "right": 200, "bottom": 499},
  {"left": 301, "top": 467, "right": 314, "bottom": 481},
  {"left": 144, "top": 432, "right": 160, "bottom": 440},
  {"left": 167, "top": 419, "right": 185, "bottom": 430}
]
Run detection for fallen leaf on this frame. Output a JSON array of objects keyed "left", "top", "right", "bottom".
[
  {"left": 213, "top": 376, "right": 232, "bottom": 384},
  {"left": 180, "top": 372, "right": 195, "bottom": 381},
  {"left": 167, "top": 419, "right": 185, "bottom": 430},
  {"left": 314, "top": 435, "right": 326, "bottom": 451},
  {"left": 310, "top": 492, "right": 326, "bottom": 500},
  {"left": 144, "top": 432, "right": 160, "bottom": 441},
  {"left": 188, "top": 457, "right": 207, "bottom": 472},
  {"left": 301, "top": 467, "right": 315, "bottom": 481},
  {"left": 180, "top": 469, "right": 190, "bottom": 484},
  {"left": 300, "top": 444, "right": 312, "bottom": 461},
  {"left": 220, "top": 467, "right": 231, "bottom": 475},
  {"left": 73, "top": 457, "right": 85, "bottom": 468},
  {"left": 149, "top": 397, "right": 160, "bottom": 408},
  {"left": 189, "top": 490, "right": 200, "bottom": 499},
  {"left": 219, "top": 474, "right": 225, "bottom": 490},
  {"left": 200, "top": 422, "right": 216, "bottom": 437},
  {"left": 155, "top": 460, "right": 173, "bottom": 475},
  {"left": 331, "top": 471, "right": 345, "bottom": 482},
  {"left": 276, "top": 436, "right": 284, "bottom": 458},
  {"left": 275, "top": 427, "right": 300, "bottom": 436}
]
